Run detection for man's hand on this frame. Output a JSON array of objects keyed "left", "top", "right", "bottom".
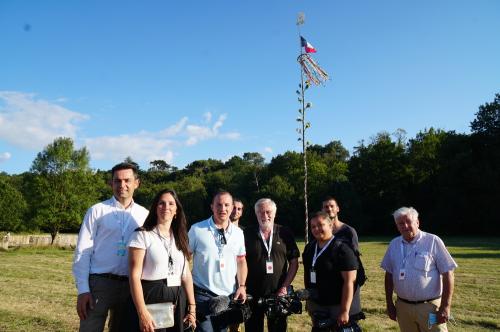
[
  {"left": 233, "top": 285, "right": 247, "bottom": 303},
  {"left": 386, "top": 301, "right": 397, "bottom": 321},
  {"left": 437, "top": 304, "right": 451, "bottom": 324},
  {"left": 276, "top": 286, "right": 287, "bottom": 297},
  {"left": 337, "top": 310, "right": 349, "bottom": 326},
  {"left": 76, "top": 292, "right": 94, "bottom": 320}
]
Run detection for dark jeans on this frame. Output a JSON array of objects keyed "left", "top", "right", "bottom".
[
  {"left": 245, "top": 303, "right": 287, "bottom": 332},
  {"left": 194, "top": 287, "right": 228, "bottom": 332}
]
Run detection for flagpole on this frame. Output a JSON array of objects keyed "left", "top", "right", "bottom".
[{"left": 296, "top": 12, "right": 309, "bottom": 244}]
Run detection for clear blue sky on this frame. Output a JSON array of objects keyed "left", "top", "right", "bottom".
[{"left": 1, "top": 1, "right": 499, "bottom": 174}]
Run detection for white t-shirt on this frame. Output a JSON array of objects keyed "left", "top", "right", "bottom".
[{"left": 128, "top": 229, "right": 187, "bottom": 284}]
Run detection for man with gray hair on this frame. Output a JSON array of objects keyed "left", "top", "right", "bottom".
[
  {"left": 381, "top": 207, "right": 457, "bottom": 332},
  {"left": 244, "top": 198, "right": 300, "bottom": 332}
]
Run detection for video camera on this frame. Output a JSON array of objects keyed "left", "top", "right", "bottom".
[
  {"left": 256, "top": 286, "right": 305, "bottom": 319},
  {"left": 312, "top": 311, "right": 365, "bottom": 332},
  {"left": 209, "top": 295, "right": 253, "bottom": 328}
]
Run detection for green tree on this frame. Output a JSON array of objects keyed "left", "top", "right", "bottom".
[
  {"left": 349, "top": 132, "right": 409, "bottom": 234},
  {"left": 28, "top": 137, "right": 101, "bottom": 243},
  {"left": 0, "top": 176, "right": 28, "bottom": 231},
  {"left": 470, "top": 92, "right": 500, "bottom": 137}
]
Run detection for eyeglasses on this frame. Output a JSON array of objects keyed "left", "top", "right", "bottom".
[{"left": 217, "top": 228, "right": 227, "bottom": 245}]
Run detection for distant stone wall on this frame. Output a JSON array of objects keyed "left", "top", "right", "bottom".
[{"left": 1, "top": 233, "right": 78, "bottom": 249}]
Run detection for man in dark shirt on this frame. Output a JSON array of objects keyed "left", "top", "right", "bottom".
[
  {"left": 244, "top": 198, "right": 300, "bottom": 332},
  {"left": 321, "top": 196, "right": 359, "bottom": 250}
]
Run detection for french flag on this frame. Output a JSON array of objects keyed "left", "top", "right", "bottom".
[{"left": 300, "top": 36, "right": 317, "bottom": 53}]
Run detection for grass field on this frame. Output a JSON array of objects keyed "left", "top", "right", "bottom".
[{"left": 1, "top": 237, "right": 499, "bottom": 331}]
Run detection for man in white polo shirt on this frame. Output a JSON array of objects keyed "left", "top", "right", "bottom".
[
  {"left": 188, "top": 191, "right": 247, "bottom": 332},
  {"left": 72, "top": 162, "right": 149, "bottom": 332},
  {"left": 381, "top": 207, "right": 457, "bottom": 332}
]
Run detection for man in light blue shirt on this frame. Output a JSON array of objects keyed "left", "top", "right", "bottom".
[{"left": 188, "top": 191, "right": 247, "bottom": 332}]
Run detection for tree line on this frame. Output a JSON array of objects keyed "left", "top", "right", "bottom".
[{"left": 1, "top": 93, "right": 499, "bottom": 240}]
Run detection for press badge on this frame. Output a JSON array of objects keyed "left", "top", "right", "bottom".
[
  {"left": 310, "top": 270, "right": 317, "bottom": 284},
  {"left": 266, "top": 259, "right": 274, "bottom": 274},
  {"left": 219, "top": 258, "right": 226, "bottom": 271},
  {"left": 399, "top": 268, "right": 406, "bottom": 280},
  {"left": 167, "top": 276, "right": 181, "bottom": 287},
  {"left": 117, "top": 241, "right": 126, "bottom": 256}
]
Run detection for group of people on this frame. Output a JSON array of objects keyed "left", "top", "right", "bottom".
[{"left": 73, "top": 162, "right": 458, "bottom": 332}]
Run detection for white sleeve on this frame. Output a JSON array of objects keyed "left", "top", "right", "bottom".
[
  {"left": 72, "top": 207, "right": 95, "bottom": 295},
  {"left": 128, "top": 230, "right": 146, "bottom": 249}
]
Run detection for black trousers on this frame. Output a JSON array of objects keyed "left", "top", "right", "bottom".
[{"left": 122, "top": 279, "right": 186, "bottom": 332}]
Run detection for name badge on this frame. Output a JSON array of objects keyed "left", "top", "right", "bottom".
[
  {"left": 166, "top": 276, "right": 181, "bottom": 287},
  {"left": 117, "top": 241, "right": 126, "bottom": 256},
  {"left": 219, "top": 258, "right": 226, "bottom": 271},
  {"left": 310, "top": 271, "right": 316, "bottom": 284},
  {"left": 399, "top": 268, "right": 406, "bottom": 280},
  {"left": 266, "top": 259, "right": 274, "bottom": 274}
]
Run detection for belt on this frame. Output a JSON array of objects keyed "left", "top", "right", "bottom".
[
  {"left": 91, "top": 273, "right": 128, "bottom": 281},
  {"left": 397, "top": 296, "right": 441, "bottom": 305}
]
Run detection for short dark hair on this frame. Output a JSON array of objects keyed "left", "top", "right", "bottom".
[
  {"left": 233, "top": 198, "right": 243, "bottom": 206},
  {"left": 212, "top": 190, "right": 233, "bottom": 204},
  {"left": 322, "top": 196, "right": 338, "bottom": 204},
  {"left": 111, "top": 162, "right": 139, "bottom": 179}
]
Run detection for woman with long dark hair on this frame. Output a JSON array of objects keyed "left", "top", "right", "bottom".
[{"left": 126, "top": 189, "right": 196, "bottom": 332}]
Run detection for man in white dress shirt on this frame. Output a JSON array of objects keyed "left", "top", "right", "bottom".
[
  {"left": 72, "top": 162, "right": 149, "bottom": 332},
  {"left": 381, "top": 207, "right": 457, "bottom": 332}
]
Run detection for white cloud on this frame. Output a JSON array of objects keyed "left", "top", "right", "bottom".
[
  {"left": 203, "top": 112, "right": 212, "bottom": 123},
  {"left": 184, "top": 114, "right": 239, "bottom": 146},
  {"left": 0, "top": 152, "right": 11, "bottom": 162},
  {"left": 85, "top": 134, "right": 175, "bottom": 164},
  {"left": 263, "top": 147, "right": 273, "bottom": 154},
  {"left": 86, "top": 113, "right": 239, "bottom": 164},
  {"left": 0, "top": 91, "right": 88, "bottom": 149},
  {"left": 0, "top": 91, "right": 240, "bottom": 167}
]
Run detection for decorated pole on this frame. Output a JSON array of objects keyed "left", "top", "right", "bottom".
[{"left": 296, "top": 12, "right": 329, "bottom": 244}]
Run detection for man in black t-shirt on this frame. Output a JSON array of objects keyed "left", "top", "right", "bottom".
[
  {"left": 302, "top": 211, "right": 361, "bottom": 330},
  {"left": 244, "top": 198, "right": 300, "bottom": 332}
]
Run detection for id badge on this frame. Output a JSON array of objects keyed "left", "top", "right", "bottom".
[
  {"left": 219, "top": 258, "right": 226, "bottom": 271},
  {"left": 310, "top": 270, "right": 317, "bottom": 284},
  {"left": 266, "top": 259, "right": 274, "bottom": 274},
  {"left": 117, "top": 241, "right": 126, "bottom": 256},
  {"left": 166, "top": 276, "right": 181, "bottom": 287},
  {"left": 399, "top": 268, "right": 406, "bottom": 280}
]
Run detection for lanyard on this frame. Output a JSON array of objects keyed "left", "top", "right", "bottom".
[
  {"left": 259, "top": 227, "right": 274, "bottom": 260},
  {"left": 113, "top": 200, "right": 133, "bottom": 241},
  {"left": 312, "top": 236, "right": 335, "bottom": 269},
  {"left": 155, "top": 227, "right": 174, "bottom": 274}
]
